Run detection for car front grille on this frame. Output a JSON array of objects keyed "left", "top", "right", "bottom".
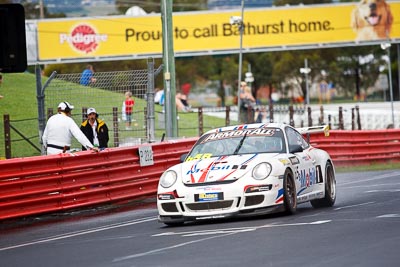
[
  {"left": 186, "top": 200, "right": 234, "bottom": 211},
  {"left": 244, "top": 195, "right": 264, "bottom": 207},
  {"left": 161, "top": 203, "right": 179, "bottom": 212}
]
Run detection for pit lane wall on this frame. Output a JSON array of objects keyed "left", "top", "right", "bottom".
[{"left": 1, "top": 130, "right": 400, "bottom": 220}]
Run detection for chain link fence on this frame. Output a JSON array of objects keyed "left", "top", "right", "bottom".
[{"left": 44, "top": 67, "right": 156, "bottom": 150}]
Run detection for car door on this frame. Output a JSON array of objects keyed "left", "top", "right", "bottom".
[{"left": 285, "top": 126, "right": 319, "bottom": 200}]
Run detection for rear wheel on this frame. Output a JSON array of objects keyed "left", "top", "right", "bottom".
[
  {"left": 283, "top": 169, "right": 297, "bottom": 214},
  {"left": 311, "top": 161, "right": 336, "bottom": 208}
]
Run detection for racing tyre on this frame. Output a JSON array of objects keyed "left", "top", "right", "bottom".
[
  {"left": 310, "top": 161, "right": 336, "bottom": 208},
  {"left": 283, "top": 169, "right": 297, "bottom": 215}
]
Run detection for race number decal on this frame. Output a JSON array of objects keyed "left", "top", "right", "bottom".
[
  {"left": 138, "top": 145, "right": 154, "bottom": 166},
  {"left": 185, "top": 153, "right": 212, "bottom": 161}
]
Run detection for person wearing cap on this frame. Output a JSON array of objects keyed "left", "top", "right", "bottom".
[
  {"left": 80, "top": 107, "right": 109, "bottom": 150},
  {"left": 42, "top": 102, "right": 99, "bottom": 155}
]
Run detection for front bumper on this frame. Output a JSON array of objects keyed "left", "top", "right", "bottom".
[{"left": 158, "top": 204, "right": 284, "bottom": 224}]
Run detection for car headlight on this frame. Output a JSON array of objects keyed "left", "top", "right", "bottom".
[
  {"left": 252, "top": 162, "right": 272, "bottom": 180},
  {"left": 160, "top": 170, "right": 178, "bottom": 188}
]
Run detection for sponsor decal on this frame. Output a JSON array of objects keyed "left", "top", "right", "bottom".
[
  {"left": 201, "top": 128, "right": 276, "bottom": 143},
  {"left": 296, "top": 167, "right": 317, "bottom": 188},
  {"left": 185, "top": 153, "right": 213, "bottom": 161},
  {"left": 186, "top": 163, "right": 234, "bottom": 175},
  {"left": 196, "top": 186, "right": 223, "bottom": 191},
  {"left": 244, "top": 184, "right": 272, "bottom": 193},
  {"left": 279, "top": 159, "right": 290, "bottom": 165},
  {"left": 59, "top": 24, "right": 108, "bottom": 54},
  {"left": 195, "top": 192, "right": 223, "bottom": 202}
]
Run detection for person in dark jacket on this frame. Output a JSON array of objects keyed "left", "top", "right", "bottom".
[{"left": 80, "top": 107, "right": 109, "bottom": 150}]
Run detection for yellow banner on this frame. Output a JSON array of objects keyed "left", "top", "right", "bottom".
[{"left": 37, "top": 2, "right": 400, "bottom": 61}]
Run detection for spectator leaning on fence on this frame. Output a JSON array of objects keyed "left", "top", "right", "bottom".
[
  {"left": 80, "top": 64, "right": 96, "bottom": 86},
  {"left": 80, "top": 107, "right": 109, "bottom": 151},
  {"left": 42, "top": 102, "right": 99, "bottom": 155},
  {"left": 239, "top": 83, "right": 256, "bottom": 123}
]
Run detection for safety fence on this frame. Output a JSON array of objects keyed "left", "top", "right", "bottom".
[
  {"left": 1, "top": 130, "right": 400, "bottom": 220},
  {"left": 3, "top": 102, "right": 393, "bottom": 159}
]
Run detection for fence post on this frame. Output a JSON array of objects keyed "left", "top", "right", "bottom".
[
  {"left": 269, "top": 103, "right": 274, "bottom": 122},
  {"left": 328, "top": 114, "right": 332, "bottom": 130},
  {"left": 338, "top": 106, "right": 344, "bottom": 130},
  {"left": 289, "top": 105, "right": 294, "bottom": 126},
  {"left": 36, "top": 68, "right": 57, "bottom": 156},
  {"left": 113, "top": 107, "right": 119, "bottom": 147},
  {"left": 319, "top": 105, "right": 324, "bottom": 125},
  {"left": 351, "top": 108, "right": 355, "bottom": 130},
  {"left": 356, "top": 105, "right": 361, "bottom": 130},
  {"left": 198, "top": 106, "right": 203, "bottom": 136},
  {"left": 307, "top": 106, "right": 312, "bottom": 126},
  {"left": 146, "top": 58, "right": 156, "bottom": 142},
  {"left": 246, "top": 106, "right": 254, "bottom": 124},
  {"left": 82, "top": 107, "right": 87, "bottom": 122},
  {"left": 3, "top": 114, "right": 11, "bottom": 159},
  {"left": 144, "top": 107, "right": 148, "bottom": 141},
  {"left": 225, "top": 106, "right": 230, "bottom": 126}
]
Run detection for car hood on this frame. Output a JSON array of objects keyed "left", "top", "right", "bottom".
[{"left": 180, "top": 153, "right": 278, "bottom": 185}]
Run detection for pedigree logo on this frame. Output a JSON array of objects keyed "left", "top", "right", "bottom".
[{"left": 59, "top": 24, "right": 108, "bottom": 54}]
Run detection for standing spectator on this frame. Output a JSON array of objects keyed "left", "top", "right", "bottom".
[
  {"left": 124, "top": 91, "right": 135, "bottom": 130},
  {"left": 239, "top": 83, "right": 256, "bottom": 123},
  {"left": 80, "top": 107, "right": 109, "bottom": 150},
  {"left": 42, "top": 102, "right": 99, "bottom": 155},
  {"left": 0, "top": 74, "right": 3, "bottom": 99},
  {"left": 319, "top": 80, "right": 328, "bottom": 104},
  {"left": 80, "top": 64, "right": 96, "bottom": 86}
]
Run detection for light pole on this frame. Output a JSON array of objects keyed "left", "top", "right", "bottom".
[
  {"left": 161, "top": 0, "right": 177, "bottom": 138},
  {"left": 300, "top": 58, "right": 311, "bottom": 105},
  {"left": 245, "top": 64, "right": 254, "bottom": 88},
  {"left": 381, "top": 42, "right": 395, "bottom": 127},
  {"left": 230, "top": 0, "right": 245, "bottom": 122}
]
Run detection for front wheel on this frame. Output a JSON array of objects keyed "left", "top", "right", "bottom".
[
  {"left": 283, "top": 169, "right": 297, "bottom": 215},
  {"left": 311, "top": 161, "right": 336, "bottom": 208}
]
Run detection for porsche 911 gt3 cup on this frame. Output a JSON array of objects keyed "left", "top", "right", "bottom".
[{"left": 157, "top": 123, "right": 336, "bottom": 226}]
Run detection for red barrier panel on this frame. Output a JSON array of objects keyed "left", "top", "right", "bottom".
[
  {"left": 1, "top": 130, "right": 400, "bottom": 221},
  {"left": 310, "top": 130, "right": 400, "bottom": 166},
  {"left": 0, "top": 138, "right": 197, "bottom": 220}
]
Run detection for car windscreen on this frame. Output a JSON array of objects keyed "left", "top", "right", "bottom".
[{"left": 186, "top": 128, "right": 286, "bottom": 160}]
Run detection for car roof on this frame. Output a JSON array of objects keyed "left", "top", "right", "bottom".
[{"left": 203, "top": 122, "right": 290, "bottom": 135}]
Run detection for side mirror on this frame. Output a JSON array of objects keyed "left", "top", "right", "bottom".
[
  {"left": 180, "top": 153, "right": 188, "bottom": 163},
  {"left": 289, "top": 144, "right": 303, "bottom": 154}
]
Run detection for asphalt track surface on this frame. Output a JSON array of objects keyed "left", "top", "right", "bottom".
[{"left": 1, "top": 169, "right": 400, "bottom": 267}]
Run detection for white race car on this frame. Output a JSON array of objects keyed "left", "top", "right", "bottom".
[{"left": 157, "top": 123, "right": 336, "bottom": 226}]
